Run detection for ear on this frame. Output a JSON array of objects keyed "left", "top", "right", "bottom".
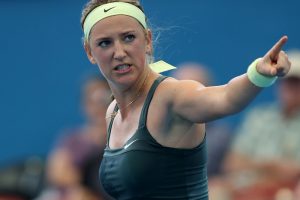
[
  {"left": 145, "top": 29, "right": 153, "bottom": 55},
  {"left": 84, "top": 42, "right": 96, "bottom": 64}
]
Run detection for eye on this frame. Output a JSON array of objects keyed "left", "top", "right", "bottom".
[
  {"left": 124, "top": 34, "right": 135, "bottom": 43},
  {"left": 97, "top": 40, "right": 111, "bottom": 48}
]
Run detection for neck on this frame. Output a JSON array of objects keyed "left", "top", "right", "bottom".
[{"left": 111, "top": 69, "right": 153, "bottom": 116}]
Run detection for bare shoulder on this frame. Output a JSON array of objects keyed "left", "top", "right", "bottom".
[
  {"left": 160, "top": 77, "right": 205, "bottom": 90},
  {"left": 105, "top": 100, "right": 117, "bottom": 124},
  {"left": 147, "top": 77, "right": 206, "bottom": 148},
  {"left": 157, "top": 77, "right": 205, "bottom": 102},
  {"left": 154, "top": 77, "right": 210, "bottom": 123}
]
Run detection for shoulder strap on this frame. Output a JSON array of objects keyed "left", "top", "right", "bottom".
[
  {"left": 107, "top": 104, "right": 119, "bottom": 144},
  {"left": 138, "top": 75, "right": 168, "bottom": 127}
]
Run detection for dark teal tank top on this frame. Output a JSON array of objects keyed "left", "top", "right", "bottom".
[{"left": 99, "top": 76, "right": 208, "bottom": 200}]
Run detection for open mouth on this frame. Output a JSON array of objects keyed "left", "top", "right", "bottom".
[{"left": 114, "top": 64, "right": 132, "bottom": 73}]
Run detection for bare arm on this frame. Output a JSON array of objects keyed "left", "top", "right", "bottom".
[{"left": 171, "top": 36, "right": 291, "bottom": 123}]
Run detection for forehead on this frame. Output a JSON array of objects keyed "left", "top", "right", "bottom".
[{"left": 90, "top": 15, "right": 144, "bottom": 37}]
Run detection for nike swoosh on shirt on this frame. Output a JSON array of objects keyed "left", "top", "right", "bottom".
[
  {"left": 124, "top": 139, "right": 139, "bottom": 149},
  {"left": 104, "top": 7, "right": 116, "bottom": 12}
]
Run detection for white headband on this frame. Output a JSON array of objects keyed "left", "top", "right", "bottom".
[
  {"left": 83, "top": 2, "right": 147, "bottom": 41},
  {"left": 83, "top": 2, "right": 176, "bottom": 73}
]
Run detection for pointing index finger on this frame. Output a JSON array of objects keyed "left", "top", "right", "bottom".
[{"left": 266, "top": 36, "right": 288, "bottom": 61}]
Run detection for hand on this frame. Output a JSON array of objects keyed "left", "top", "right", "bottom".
[{"left": 256, "top": 36, "right": 291, "bottom": 77}]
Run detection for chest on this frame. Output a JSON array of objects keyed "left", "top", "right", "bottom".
[
  {"left": 99, "top": 145, "right": 208, "bottom": 199},
  {"left": 109, "top": 108, "right": 142, "bottom": 149}
]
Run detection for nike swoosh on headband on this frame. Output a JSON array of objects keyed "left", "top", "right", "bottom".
[{"left": 104, "top": 6, "right": 116, "bottom": 12}]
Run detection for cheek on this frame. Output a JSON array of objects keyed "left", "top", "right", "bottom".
[
  {"left": 136, "top": 40, "right": 148, "bottom": 53},
  {"left": 93, "top": 50, "right": 110, "bottom": 65},
  {"left": 131, "top": 42, "right": 147, "bottom": 63},
  {"left": 91, "top": 49, "right": 112, "bottom": 74}
]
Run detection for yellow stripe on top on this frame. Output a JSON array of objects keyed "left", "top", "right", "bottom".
[{"left": 149, "top": 61, "right": 177, "bottom": 73}]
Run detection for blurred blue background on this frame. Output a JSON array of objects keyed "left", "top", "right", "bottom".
[{"left": 1, "top": 0, "right": 299, "bottom": 165}]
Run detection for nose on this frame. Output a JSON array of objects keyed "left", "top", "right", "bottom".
[{"left": 113, "top": 41, "right": 126, "bottom": 61}]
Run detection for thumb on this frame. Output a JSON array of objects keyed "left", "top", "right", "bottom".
[{"left": 257, "top": 58, "right": 278, "bottom": 76}]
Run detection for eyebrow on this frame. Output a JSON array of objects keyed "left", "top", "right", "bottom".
[
  {"left": 95, "top": 36, "right": 111, "bottom": 42},
  {"left": 94, "top": 30, "right": 137, "bottom": 43},
  {"left": 120, "top": 30, "right": 136, "bottom": 36}
]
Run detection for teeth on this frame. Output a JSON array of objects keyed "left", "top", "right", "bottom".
[{"left": 115, "top": 64, "right": 130, "bottom": 70}]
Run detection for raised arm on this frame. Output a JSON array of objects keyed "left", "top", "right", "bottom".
[{"left": 171, "top": 36, "right": 291, "bottom": 123}]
